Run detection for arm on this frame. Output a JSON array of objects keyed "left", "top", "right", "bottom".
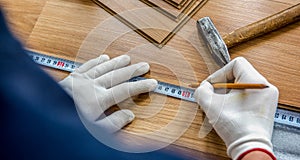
[{"left": 242, "top": 151, "right": 273, "bottom": 160}]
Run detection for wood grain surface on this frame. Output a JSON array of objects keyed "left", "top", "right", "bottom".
[
  {"left": 164, "top": 0, "right": 189, "bottom": 9},
  {"left": 92, "top": 0, "right": 207, "bottom": 47},
  {"left": 1, "top": 0, "right": 300, "bottom": 159},
  {"left": 0, "top": 0, "right": 46, "bottom": 41},
  {"left": 141, "top": 0, "right": 196, "bottom": 21}
]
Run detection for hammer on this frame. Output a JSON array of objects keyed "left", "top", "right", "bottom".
[{"left": 197, "top": 3, "right": 300, "bottom": 67}]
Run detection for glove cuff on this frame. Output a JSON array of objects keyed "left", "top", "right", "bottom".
[
  {"left": 228, "top": 136, "right": 275, "bottom": 160},
  {"left": 237, "top": 148, "right": 276, "bottom": 160}
]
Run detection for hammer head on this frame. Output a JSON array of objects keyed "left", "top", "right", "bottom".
[{"left": 197, "top": 17, "right": 231, "bottom": 67}]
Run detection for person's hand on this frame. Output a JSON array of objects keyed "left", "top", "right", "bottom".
[
  {"left": 59, "top": 54, "right": 157, "bottom": 133},
  {"left": 194, "top": 57, "right": 278, "bottom": 160}
]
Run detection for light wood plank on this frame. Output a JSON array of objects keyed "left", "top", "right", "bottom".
[
  {"left": 92, "top": 0, "right": 207, "bottom": 46},
  {"left": 0, "top": 0, "right": 47, "bottom": 41},
  {"left": 141, "top": 0, "right": 197, "bottom": 21},
  {"left": 163, "top": 0, "right": 189, "bottom": 9}
]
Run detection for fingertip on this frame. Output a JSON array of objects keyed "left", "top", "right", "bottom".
[
  {"left": 146, "top": 79, "right": 158, "bottom": 91},
  {"left": 121, "top": 109, "right": 135, "bottom": 122},
  {"left": 96, "top": 110, "right": 135, "bottom": 133},
  {"left": 95, "top": 54, "right": 110, "bottom": 65},
  {"left": 138, "top": 62, "right": 150, "bottom": 71},
  {"left": 120, "top": 54, "right": 131, "bottom": 64},
  {"left": 130, "top": 78, "right": 158, "bottom": 93},
  {"left": 100, "top": 54, "right": 110, "bottom": 61},
  {"left": 111, "top": 55, "right": 131, "bottom": 68},
  {"left": 132, "top": 62, "right": 150, "bottom": 76}
]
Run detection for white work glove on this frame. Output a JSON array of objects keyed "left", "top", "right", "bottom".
[
  {"left": 194, "top": 57, "right": 278, "bottom": 160},
  {"left": 59, "top": 54, "right": 157, "bottom": 133}
]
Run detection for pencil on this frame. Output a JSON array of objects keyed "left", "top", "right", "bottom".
[{"left": 189, "top": 83, "right": 269, "bottom": 89}]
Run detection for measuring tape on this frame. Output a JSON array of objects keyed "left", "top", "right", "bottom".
[
  {"left": 26, "top": 50, "right": 81, "bottom": 72},
  {"left": 26, "top": 49, "right": 300, "bottom": 130}
]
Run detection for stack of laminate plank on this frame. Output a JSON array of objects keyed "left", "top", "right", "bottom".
[{"left": 92, "top": 0, "right": 207, "bottom": 47}]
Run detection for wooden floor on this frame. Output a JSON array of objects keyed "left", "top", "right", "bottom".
[{"left": 1, "top": 0, "right": 299, "bottom": 159}]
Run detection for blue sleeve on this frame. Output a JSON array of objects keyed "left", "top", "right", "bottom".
[{"left": 0, "top": 9, "right": 185, "bottom": 160}]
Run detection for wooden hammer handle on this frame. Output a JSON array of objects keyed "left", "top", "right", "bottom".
[{"left": 223, "top": 3, "right": 300, "bottom": 48}]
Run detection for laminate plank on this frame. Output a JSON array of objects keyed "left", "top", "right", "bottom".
[
  {"left": 0, "top": 0, "right": 46, "bottom": 41},
  {"left": 141, "top": 0, "right": 197, "bottom": 21},
  {"left": 163, "top": 0, "right": 189, "bottom": 9},
  {"left": 92, "top": 0, "right": 207, "bottom": 47},
  {"left": 27, "top": 0, "right": 111, "bottom": 63},
  {"left": 167, "top": 0, "right": 186, "bottom": 4}
]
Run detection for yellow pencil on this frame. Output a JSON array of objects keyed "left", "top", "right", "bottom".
[{"left": 189, "top": 83, "right": 268, "bottom": 89}]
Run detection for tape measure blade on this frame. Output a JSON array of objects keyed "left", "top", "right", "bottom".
[
  {"left": 26, "top": 49, "right": 300, "bottom": 130},
  {"left": 129, "top": 77, "right": 195, "bottom": 102},
  {"left": 275, "top": 108, "right": 300, "bottom": 129},
  {"left": 155, "top": 81, "right": 195, "bottom": 102},
  {"left": 26, "top": 50, "right": 81, "bottom": 72}
]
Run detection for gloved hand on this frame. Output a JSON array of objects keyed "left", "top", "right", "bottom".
[
  {"left": 194, "top": 57, "right": 278, "bottom": 160},
  {"left": 59, "top": 54, "right": 157, "bottom": 133}
]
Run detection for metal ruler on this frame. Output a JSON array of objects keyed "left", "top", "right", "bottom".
[{"left": 26, "top": 49, "right": 300, "bottom": 130}]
